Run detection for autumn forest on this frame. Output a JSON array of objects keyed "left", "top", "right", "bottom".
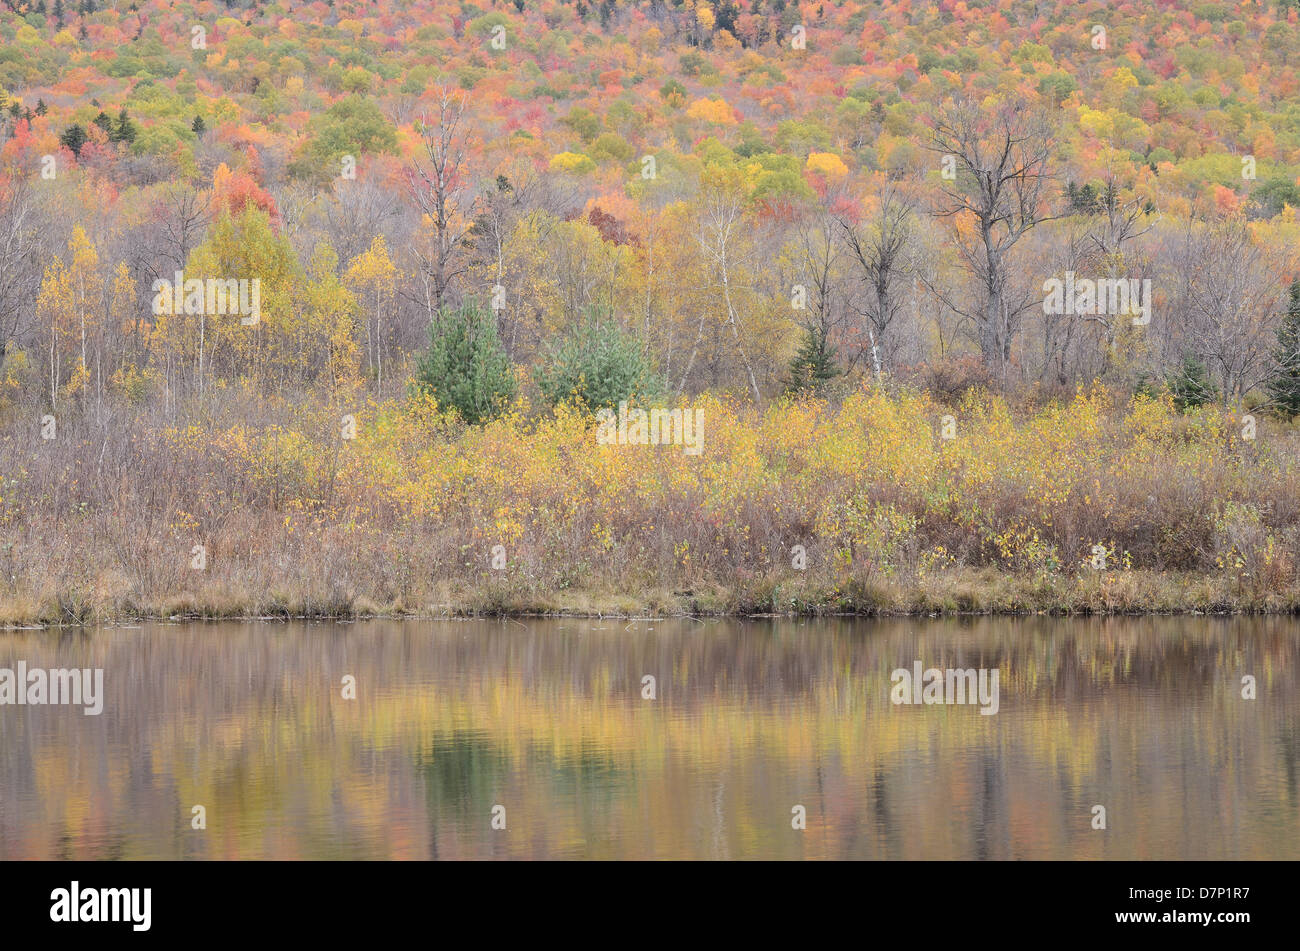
[{"left": 3, "top": 0, "right": 1300, "bottom": 621}]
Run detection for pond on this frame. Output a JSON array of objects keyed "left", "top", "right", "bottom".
[{"left": 1, "top": 616, "right": 1297, "bottom": 859}]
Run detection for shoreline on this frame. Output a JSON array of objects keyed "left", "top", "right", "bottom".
[
  {"left": 4, "top": 606, "right": 1292, "bottom": 630},
  {"left": 5, "top": 570, "right": 1299, "bottom": 628}
]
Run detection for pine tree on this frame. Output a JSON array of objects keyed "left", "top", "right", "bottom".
[
  {"left": 534, "top": 312, "right": 664, "bottom": 412},
  {"left": 192, "top": 115, "right": 207, "bottom": 135},
  {"left": 1167, "top": 353, "right": 1219, "bottom": 412},
  {"left": 110, "top": 107, "right": 136, "bottom": 144},
  {"left": 1265, "top": 277, "right": 1300, "bottom": 419},
  {"left": 784, "top": 323, "right": 841, "bottom": 396},
  {"left": 59, "top": 123, "right": 87, "bottom": 158},
  {"left": 1133, "top": 372, "right": 1160, "bottom": 401},
  {"left": 413, "top": 302, "right": 517, "bottom": 426}
]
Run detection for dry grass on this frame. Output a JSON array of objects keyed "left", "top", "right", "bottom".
[{"left": 3, "top": 382, "right": 1299, "bottom": 626}]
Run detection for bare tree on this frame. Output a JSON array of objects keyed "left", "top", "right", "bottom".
[
  {"left": 0, "top": 174, "right": 42, "bottom": 366},
  {"left": 152, "top": 183, "right": 210, "bottom": 278},
  {"left": 1080, "top": 180, "right": 1156, "bottom": 381},
  {"left": 795, "top": 202, "right": 847, "bottom": 365},
  {"left": 407, "top": 86, "right": 473, "bottom": 319},
  {"left": 839, "top": 180, "right": 916, "bottom": 373},
  {"left": 1088, "top": 179, "right": 1153, "bottom": 262},
  {"left": 926, "top": 97, "right": 1058, "bottom": 378},
  {"left": 1170, "top": 219, "right": 1280, "bottom": 401},
  {"left": 685, "top": 170, "right": 762, "bottom": 403},
  {"left": 325, "top": 177, "right": 402, "bottom": 268},
  {"left": 1033, "top": 223, "right": 1094, "bottom": 387}
]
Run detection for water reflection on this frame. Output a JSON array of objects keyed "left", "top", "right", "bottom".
[{"left": 0, "top": 616, "right": 1297, "bottom": 859}]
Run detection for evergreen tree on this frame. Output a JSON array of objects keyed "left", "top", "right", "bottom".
[
  {"left": 110, "top": 107, "right": 136, "bottom": 144},
  {"left": 1133, "top": 372, "right": 1161, "bottom": 401},
  {"left": 1167, "top": 353, "right": 1219, "bottom": 412},
  {"left": 1265, "top": 277, "right": 1300, "bottom": 419},
  {"left": 534, "top": 313, "right": 664, "bottom": 412},
  {"left": 59, "top": 123, "right": 87, "bottom": 157},
  {"left": 1066, "top": 181, "right": 1100, "bottom": 215},
  {"left": 784, "top": 323, "right": 842, "bottom": 396},
  {"left": 192, "top": 115, "right": 207, "bottom": 135},
  {"left": 413, "top": 302, "right": 517, "bottom": 426},
  {"left": 92, "top": 110, "right": 112, "bottom": 134}
]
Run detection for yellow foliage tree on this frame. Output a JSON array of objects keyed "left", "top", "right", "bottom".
[
  {"left": 301, "top": 243, "right": 361, "bottom": 397},
  {"left": 806, "top": 152, "right": 850, "bottom": 179},
  {"left": 686, "top": 97, "right": 736, "bottom": 125},
  {"left": 35, "top": 226, "right": 104, "bottom": 410},
  {"left": 345, "top": 235, "right": 399, "bottom": 391}
]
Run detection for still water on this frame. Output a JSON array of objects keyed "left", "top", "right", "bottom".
[{"left": 1, "top": 616, "right": 1297, "bottom": 860}]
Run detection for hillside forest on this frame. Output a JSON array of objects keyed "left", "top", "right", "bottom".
[{"left": 3, "top": 0, "right": 1300, "bottom": 620}]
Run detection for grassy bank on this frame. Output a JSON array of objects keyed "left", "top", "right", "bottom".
[
  {"left": 3, "top": 383, "right": 1300, "bottom": 627},
  {"left": 3, "top": 568, "right": 1300, "bottom": 628}
]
